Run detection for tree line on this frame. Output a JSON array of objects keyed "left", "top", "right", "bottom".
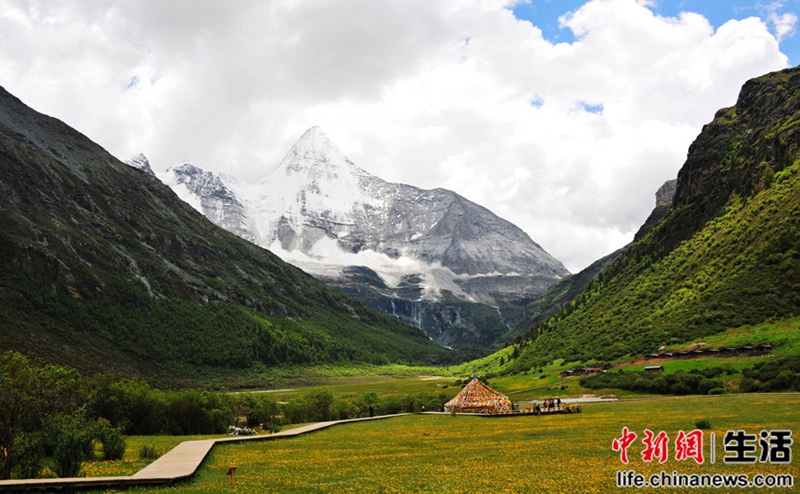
[
  {"left": 579, "top": 356, "right": 800, "bottom": 395},
  {"left": 0, "top": 351, "right": 448, "bottom": 480}
]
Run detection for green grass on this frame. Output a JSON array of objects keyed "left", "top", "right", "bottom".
[
  {"left": 487, "top": 317, "right": 800, "bottom": 400},
  {"left": 619, "top": 356, "right": 761, "bottom": 376},
  {"left": 93, "top": 394, "right": 799, "bottom": 493},
  {"left": 242, "top": 374, "right": 462, "bottom": 403},
  {"left": 83, "top": 435, "right": 226, "bottom": 477},
  {"left": 675, "top": 317, "right": 800, "bottom": 357}
]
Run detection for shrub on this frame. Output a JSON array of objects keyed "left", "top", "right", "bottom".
[
  {"left": 414, "top": 391, "right": 446, "bottom": 413},
  {"left": 269, "top": 417, "right": 281, "bottom": 434},
  {"left": 329, "top": 400, "right": 356, "bottom": 420},
  {"left": 43, "top": 413, "right": 95, "bottom": 478},
  {"left": 12, "top": 431, "right": 44, "bottom": 479},
  {"left": 651, "top": 377, "right": 670, "bottom": 394},
  {"left": 96, "top": 419, "right": 126, "bottom": 461},
  {"left": 695, "top": 419, "right": 712, "bottom": 430},
  {"left": 670, "top": 383, "right": 692, "bottom": 396},
  {"left": 739, "top": 377, "right": 759, "bottom": 393},
  {"left": 697, "top": 378, "right": 718, "bottom": 395},
  {"left": 707, "top": 388, "right": 725, "bottom": 395},
  {"left": 769, "top": 370, "right": 796, "bottom": 390},
  {"left": 377, "top": 394, "right": 412, "bottom": 415},
  {"left": 138, "top": 444, "right": 159, "bottom": 460}
]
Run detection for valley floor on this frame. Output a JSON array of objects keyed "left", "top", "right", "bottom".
[{"left": 77, "top": 393, "right": 799, "bottom": 493}]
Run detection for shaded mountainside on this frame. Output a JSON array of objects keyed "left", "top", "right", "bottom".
[
  {"left": 0, "top": 86, "right": 454, "bottom": 385},
  {"left": 509, "top": 68, "right": 800, "bottom": 369},
  {"left": 505, "top": 248, "right": 625, "bottom": 342}
]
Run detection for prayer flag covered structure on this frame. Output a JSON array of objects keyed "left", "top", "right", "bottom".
[{"left": 444, "top": 377, "right": 512, "bottom": 414}]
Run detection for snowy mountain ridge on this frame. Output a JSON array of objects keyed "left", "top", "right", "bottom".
[{"left": 128, "top": 127, "right": 569, "bottom": 346}]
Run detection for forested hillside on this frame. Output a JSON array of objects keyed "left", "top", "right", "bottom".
[
  {"left": 509, "top": 67, "right": 800, "bottom": 370},
  {"left": 0, "top": 86, "right": 453, "bottom": 385}
]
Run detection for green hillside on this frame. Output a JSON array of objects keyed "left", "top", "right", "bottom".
[
  {"left": 509, "top": 67, "right": 800, "bottom": 370},
  {"left": 0, "top": 86, "right": 454, "bottom": 385},
  {"left": 506, "top": 248, "right": 624, "bottom": 342}
]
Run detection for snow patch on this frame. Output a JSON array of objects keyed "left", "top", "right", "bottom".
[
  {"left": 158, "top": 170, "right": 204, "bottom": 213},
  {"left": 269, "top": 235, "right": 475, "bottom": 302}
]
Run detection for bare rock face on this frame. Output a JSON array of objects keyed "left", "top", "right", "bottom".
[
  {"left": 133, "top": 127, "right": 570, "bottom": 348},
  {"left": 634, "top": 178, "right": 677, "bottom": 242},
  {"left": 655, "top": 179, "right": 677, "bottom": 208}
]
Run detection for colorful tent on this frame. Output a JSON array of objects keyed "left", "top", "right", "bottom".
[{"left": 444, "top": 377, "right": 512, "bottom": 414}]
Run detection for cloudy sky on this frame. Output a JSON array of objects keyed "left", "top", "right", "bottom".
[{"left": 0, "top": 0, "right": 796, "bottom": 272}]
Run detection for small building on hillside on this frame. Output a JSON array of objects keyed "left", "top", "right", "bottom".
[{"left": 644, "top": 365, "right": 664, "bottom": 373}]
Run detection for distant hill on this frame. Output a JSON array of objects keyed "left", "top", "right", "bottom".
[
  {"left": 0, "top": 86, "right": 454, "bottom": 385},
  {"left": 509, "top": 67, "right": 800, "bottom": 370}
]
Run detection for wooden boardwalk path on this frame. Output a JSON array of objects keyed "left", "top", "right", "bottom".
[{"left": 0, "top": 415, "right": 402, "bottom": 492}]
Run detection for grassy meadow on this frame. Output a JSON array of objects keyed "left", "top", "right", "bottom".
[
  {"left": 92, "top": 394, "right": 798, "bottom": 493},
  {"left": 244, "top": 374, "right": 461, "bottom": 404},
  {"left": 83, "top": 435, "right": 223, "bottom": 478},
  {"left": 78, "top": 318, "right": 799, "bottom": 491}
]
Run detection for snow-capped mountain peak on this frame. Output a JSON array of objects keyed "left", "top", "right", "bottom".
[
  {"left": 126, "top": 153, "right": 155, "bottom": 176},
  {"left": 130, "top": 127, "right": 570, "bottom": 345},
  {"left": 250, "top": 127, "right": 384, "bottom": 242},
  {"left": 264, "top": 126, "right": 371, "bottom": 186},
  {"left": 281, "top": 126, "right": 356, "bottom": 171}
]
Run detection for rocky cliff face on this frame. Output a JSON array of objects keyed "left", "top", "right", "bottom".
[
  {"left": 137, "top": 127, "right": 569, "bottom": 349},
  {"left": 655, "top": 179, "right": 677, "bottom": 207},
  {"left": 634, "top": 178, "right": 677, "bottom": 241}
]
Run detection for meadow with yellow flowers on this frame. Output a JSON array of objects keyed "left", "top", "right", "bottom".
[{"left": 98, "top": 394, "right": 798, "bottom": 493}]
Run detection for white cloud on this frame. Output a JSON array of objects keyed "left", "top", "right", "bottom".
[
  {"left": 769, "top": 11, "right": 798, "bottom": 41},
  {"left": 0, "top": 0, "right": 790, "bottom": 272}
]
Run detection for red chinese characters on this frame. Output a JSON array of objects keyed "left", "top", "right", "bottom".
[
  {"left": 613, "top": 428, "right": 707, "bottom": 465},
  {"left": 675, "top": 429, "right": 704, "bottom": 464},
  {"left": 641, "top": 429, "right": 670, "bottom": 464},
  {"left": 612, "top": 427, "right": 638, "bottom": 464}
]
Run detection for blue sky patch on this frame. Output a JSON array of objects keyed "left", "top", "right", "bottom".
[
  {"left": 510, "top": 0, "right": 800, "bottom": 66},
  {"left": 580, "top": 101, "right": 604, "bottom": 114}
]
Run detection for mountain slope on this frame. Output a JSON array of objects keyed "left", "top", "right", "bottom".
[
  {"left": 506, "top": 178, "right": 677, "bottom": 341},
  {"left": 0, "top": 86, "right": 454, "bottom": 384},
  {"left": 145, "top": 127, "right": 568, "bottom": 349},
  {"left": 509, "top": 67, "right": 800, "bottom": 369}
]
